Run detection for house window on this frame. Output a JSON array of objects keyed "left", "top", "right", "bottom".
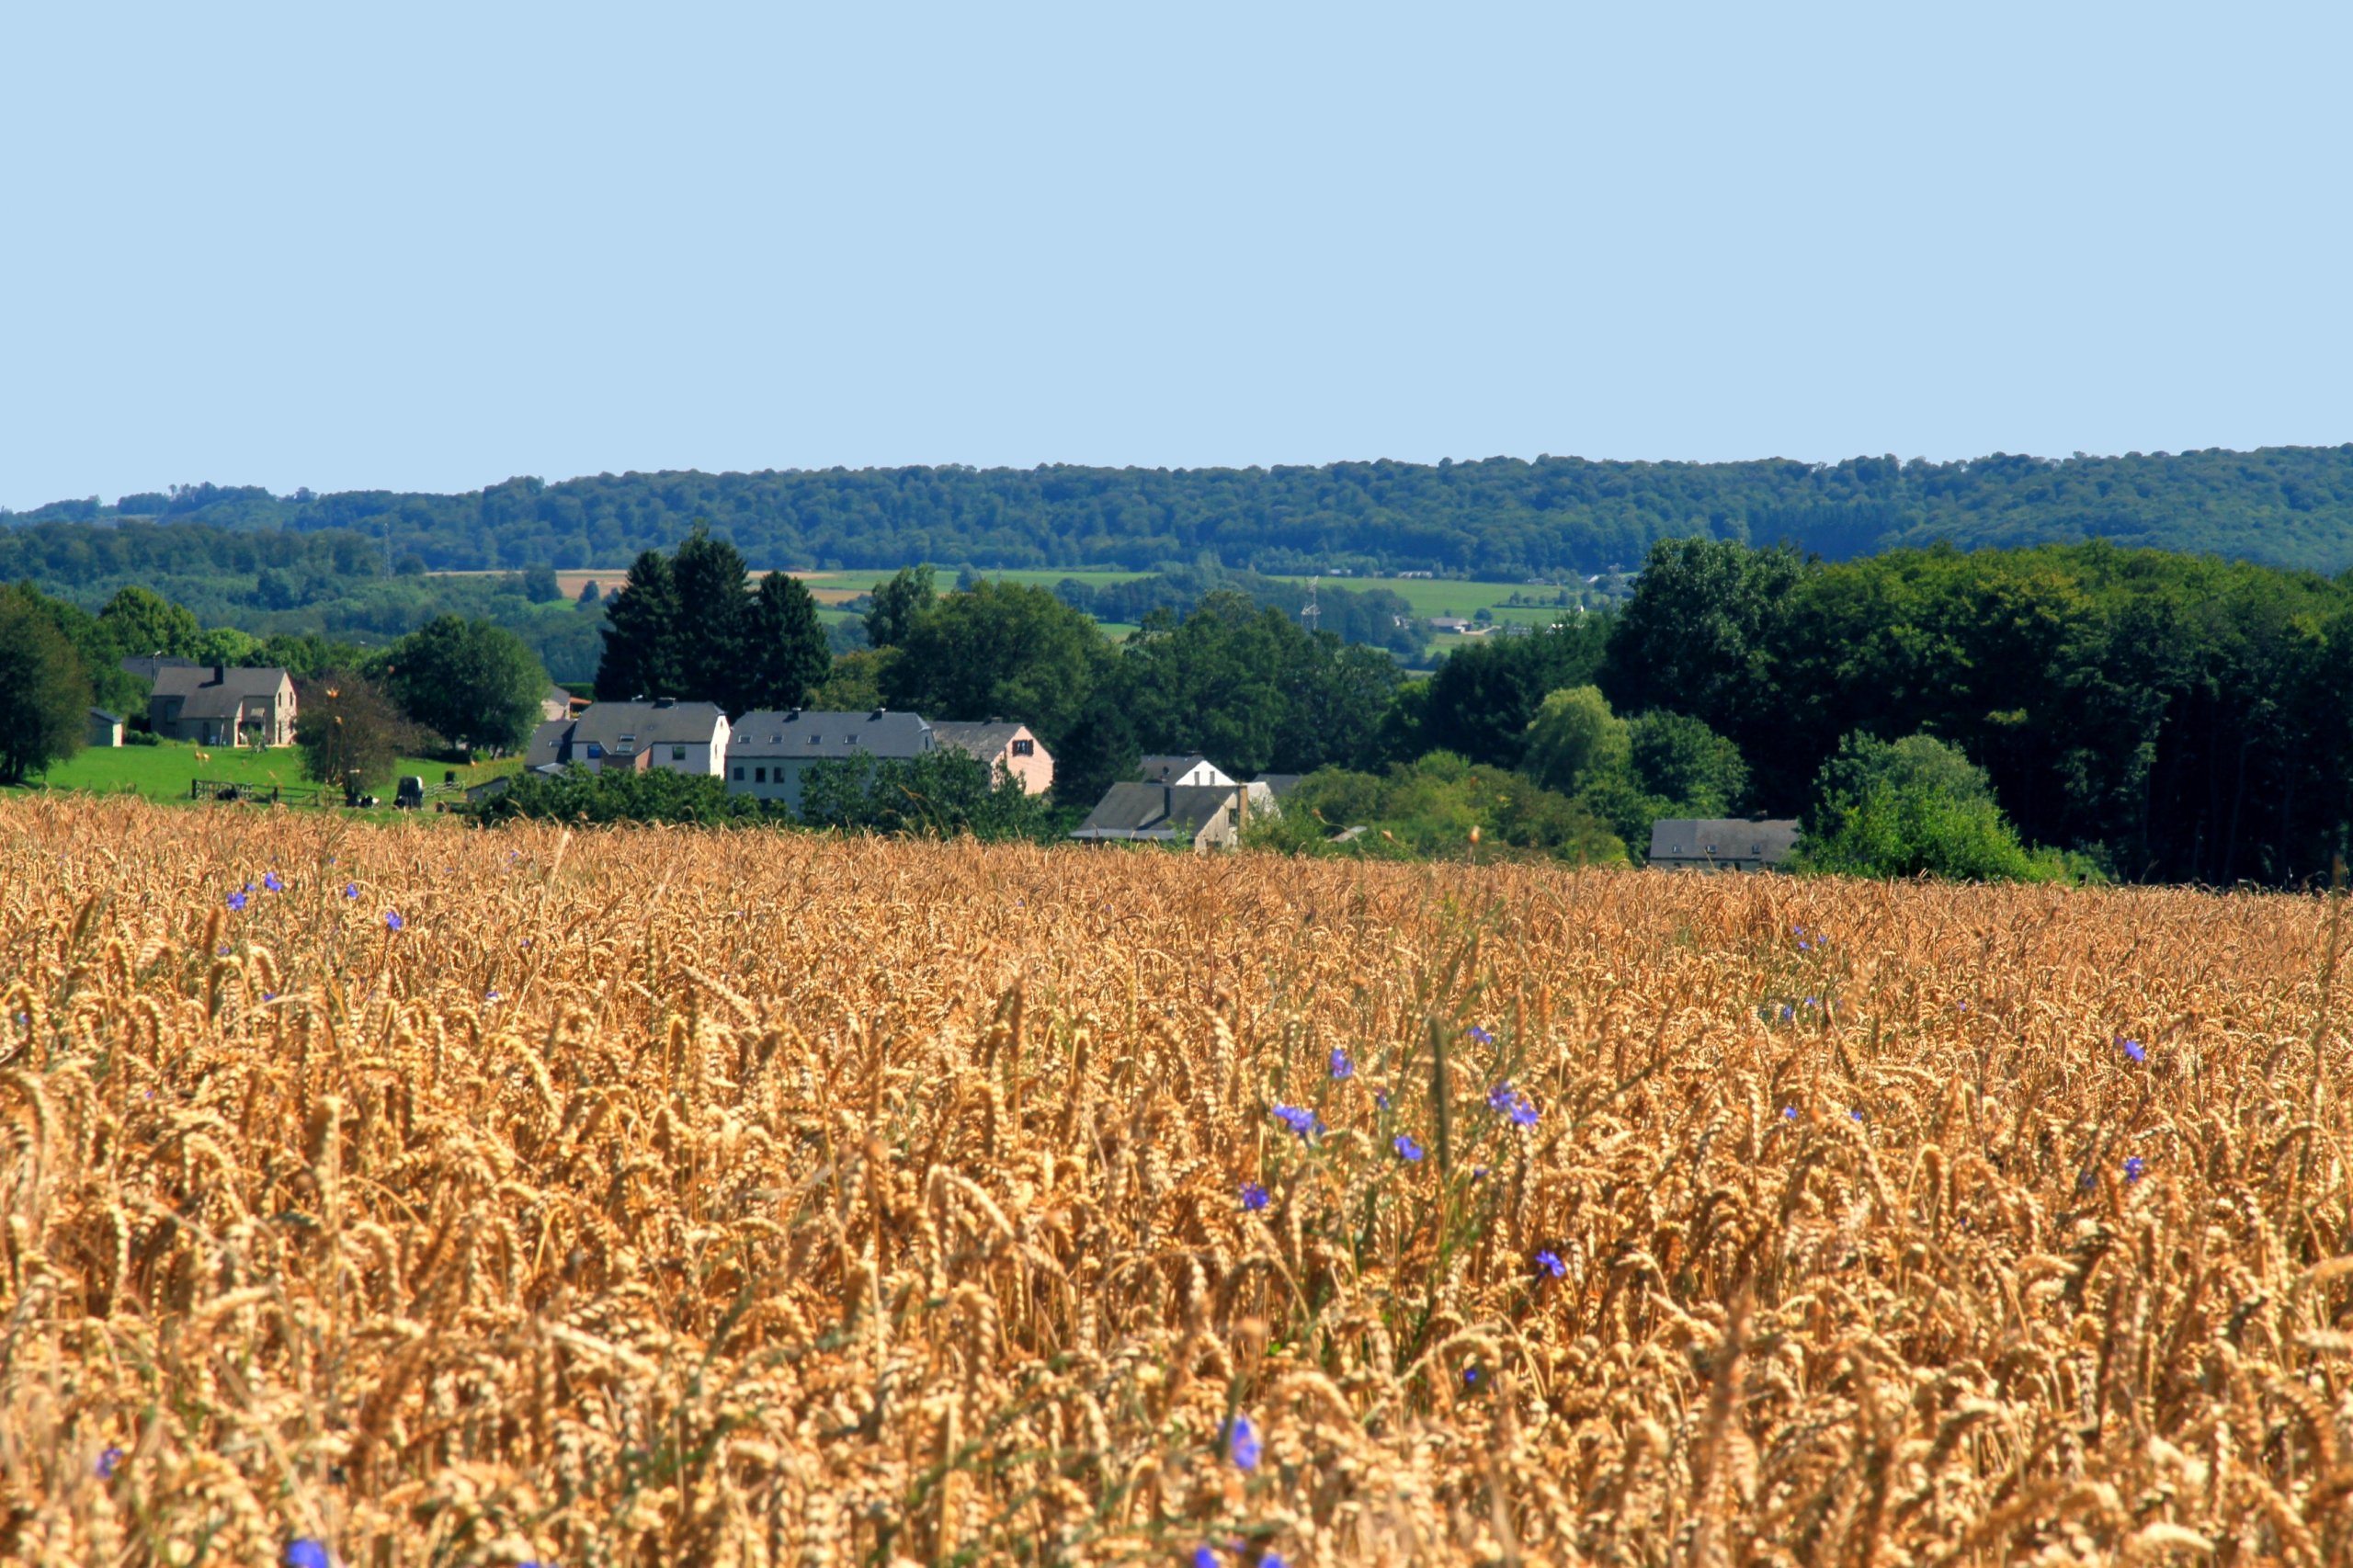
[
  {"left": 618, "top": 734, "right": 634, "bottom": 745},
  {"left": 732, "top": 765, "right": 744, "bottom": 780},
  {"left": 671, "top": 744, "right": 686, "bottom": 761},
  {"left": 1012, "top": 739, "right": 1033, "bottom": 756},
  {"left": 808, "top": 735, "right": 821, "bottom": 745},
  {"left": 755, "top": 767, "right": 767, "bottom": 783},
  {"left": 586, "top": 743, "right": 604, "bottom": 758}
]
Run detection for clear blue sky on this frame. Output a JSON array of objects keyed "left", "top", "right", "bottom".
[{"left": 4, "top": 2, "right": 2347, "bottom": 511}]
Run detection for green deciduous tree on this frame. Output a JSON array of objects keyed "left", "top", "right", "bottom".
[
  {"left": 0, "top": 586, "right": 93, "bottom": 784},
  {"left": 879, "top": 580, "right": 1103, "bottom": 746},
  {"left": 863, "top": 565, "right": 937, "bottom": 650},
  {"left": 1797, "top": 732, "right": 2067, "bottom": 882},
  {"left": 382, "top": 616, "right": 550, "bottom": 753},
  {"left": 797, "top": 749, "right": 1061, "bottom": 841},
  {"left": 98, "top": 585, "right": 201, "bottom": 658},
  {"left": 1521, "top": 686, "right": 1631, "bottom": 798}
]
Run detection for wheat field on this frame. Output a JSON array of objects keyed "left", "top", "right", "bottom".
[{"left": 0, "top": 798, "right": 2347, "bottom": 1566}]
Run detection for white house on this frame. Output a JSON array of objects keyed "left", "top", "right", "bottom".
[
  {"left": 726, "top": 709, "right": 936, "bottom": 813},
  {"left": 527, "top": 699, "right": 731, "bottom": 777}
]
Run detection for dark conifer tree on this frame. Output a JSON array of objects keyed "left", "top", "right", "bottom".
[
  {"left": 595, "top": 550, "right": 682, "bottom": 700},
  {"left": 739, "top": 570, "right": 832, "bottom": 712}
]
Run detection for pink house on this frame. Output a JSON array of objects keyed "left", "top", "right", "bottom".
[{"left": 930, "top": 720, "right": 1053, "bottom": 795}]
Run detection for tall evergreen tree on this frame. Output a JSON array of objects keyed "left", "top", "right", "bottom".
[
  {"left": 596, "top": 551, "right": 683, "bottom": 700},
  {"left": 671, "top": 524, "right": 752, "bottom": 707},
  {"left": 739, "top": 571, "right": 832, "bottom": 712}
]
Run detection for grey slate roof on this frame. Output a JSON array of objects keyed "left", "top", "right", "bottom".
[
  {"left": 148, "top": 664, "right": 290, "bottom": 701},
  {"left": 1254, "top": 773, "right": 1305, "bottom": 799},
  {"left": 729, "top": 709, "right": 933, "bottom": 758},
  {"left": 1072, "top": 782, "right": 1237, "bottom": 841},
  {"left": 1647, "top": 818, "right": 1802, "bottom": 865},
  {"left": 929, "top": 721, "right": 1025, "bottom": 759},
  {"left": 531, "top": 700, "right": 727, "bottom": 763}
]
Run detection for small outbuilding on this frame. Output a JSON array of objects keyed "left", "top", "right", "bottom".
[
  {"left": 1647, "top": 818, "right": 1801, "bottom": 872},
  {"left": 87, "top": 709, "right": 124, "bottom": 747}
]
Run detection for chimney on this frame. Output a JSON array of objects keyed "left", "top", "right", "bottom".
[
  {"left": 653, "top": 697, "right": 676, "bottom": 709},
  {"left": 212, "top": 662, "right": 226, "bottom": 685}
]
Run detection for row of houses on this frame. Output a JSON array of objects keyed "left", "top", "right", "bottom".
[{"left": 521, "top": 701, "right": 1056, "bottom": 813}]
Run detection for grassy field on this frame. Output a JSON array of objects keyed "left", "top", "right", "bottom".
[
  {"left": 35, "top": 736, "right": 520, "bottom": 806},
  {"left": 1, "top": 794, "right": 2345, "bottom": 1562}
]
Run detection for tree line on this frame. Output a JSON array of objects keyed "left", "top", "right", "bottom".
[
  {"left": 9, "top": 531, "right": 2351, "bottom": 887},
  {"left": 12, "top": 446, "right": 2353, "bottom": 577}
]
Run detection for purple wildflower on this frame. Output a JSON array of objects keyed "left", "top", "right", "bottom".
[
  {"left": 1270, "top": 1105, "right": 1318, "bottom": 1138},
  {"left": 2120, "top": 1037, "right": 2146, "bottom": 1063},
  {"left": 1463, "top": 1366, "right": 1481, "bottom": 1388},
  {"left": 1223, "top": 1413, "right": 1260, "bottom": 1471},
  {"left": 384, "top": 910, "right": 404, "bottom": 932},
  {"left": 1849, "top": 1108, "right": 1864, "bottom": 1121},
  {"left": 263, "top": 871, "right": 283, "bottom": 892},
  {"left": 96, "top": 1446, "right": 123, "bottom": 1479},
  {"left": 1193, "top": 1550, "right": 1220, "bottom": 1568},
  {"left": 286, "top": 1542, "right": 332, "bottom": 1568},
  {"left": 226, "top": 892, "right": 247, "bottom": 912},
  {"left": 1240, "top": 1182, "right": 1269, "bottom": 1211},
  {"left": 2124, "top": 1155, "right": 2145, "bottom": 1183},
  {"left": 1467, "top": 1024, "right": 1495, "bottom": 1045},
  {"left": 1535, "top": 1249, "right": 1565, "bottom": 1278},
  {"left": 1328, "top": 1047, "right": 1353, "bottom": 1079},
  {"left": 342, "top": 882, "right": 358, "bottom": 899},
  {"left": 1487, "top": 1083, "right": 1539, "bottom": 1127},
  {"left": 1782, "top": 1106, "right": 1797, "bottom": 1120},
  {"left": 1393, "top": 1133, "right": 1424, "bottom": 1162}
]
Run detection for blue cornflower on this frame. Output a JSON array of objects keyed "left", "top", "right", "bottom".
[
  {"left": 1487, "top": 1082, "right": 1539, "bottom": 1127},
  {"left": 1779, "top": 1005, "right": 1794, "bottom": 1020},
  {"left": 261, "top": 991, "right": 276, "bottom": 1003},
  {"left": 1329, "top": 1047, "right": 1353, "bottom": 1079},
  {"left": 1805, "top": 996, "right": 1819, "bottom": 1008},
  {"left": 226, "top": 892, "right": 247, "bottom": 912},
  {"left": 1193, "top": 1550, "right": 1220, "bottom": 1568},
  {"left": 1263, "top": 1555, "right": 1288, "bottom": 1568},
  {"left": 286, "top": 1541, "right": 332, "bottom": 1568},
  {"left": 384, "top": 911, "right": 404, "bottom": 932},
  {"left": 2120, "top": 1037, "right": 2146, "bottom": 1063},
  {"left": 2124, "top": 1156, "right": 2145, "bottom": 1183},
  {"left": 1270, "top": 1105, "right": 1319, "bottom": 1138},
  {"left": 1535, "top": 1249, "right": 1565, "bottom": 1278},
  {"left": 1393, "top": 1134, "right": 1424, "bottom": 1162},
  {"left": 1782, "top": 1106, "right": 1797, "bottom": 1119},
  {"left": 1463, "top": 1366, "right": 1481, "bottom": 1388},
  {"left": 1374, "top": 1090, "right": 1391, "bottom": 1110},
  {"left": 1223, "top": 1413, "right": 1260, "bottom": 1471},
  {"left": 1467, "top": 1024, "right": 1495, "bottom": 1045},
  {"left": 1849, "top": 1108, "right": 1864, "bottom": 1121},
  {"left": 96, "top": 1446, "right": 123, "bottom": 1479},
  {"left": 263, "top": 871, "right": 283, "bottom": 892},
  {"left": 343, "top": 882, "right": 358, "bottom": 899},
  {"left": 485, "top": 989, "right": 502, "bottom": 1002},
  {"left": 1240, "top": 1182, "right": 1269, "bottom": 1211}
]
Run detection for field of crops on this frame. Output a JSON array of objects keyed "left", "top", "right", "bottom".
[{"left": 0, "top": 798, "right": 2347, "bottom": 1565}]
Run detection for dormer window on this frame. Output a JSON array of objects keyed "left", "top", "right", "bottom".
[{"left": 1012, "top": 739, "right": 1033, "bottom": 756}]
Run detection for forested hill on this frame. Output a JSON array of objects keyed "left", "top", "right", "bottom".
[{"left": 9, "top": 445, "right": 2353, "bottom": 578}]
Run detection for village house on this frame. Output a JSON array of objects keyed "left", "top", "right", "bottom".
[
  {"left": 528, "top": 699, "right": 731, "bottom": 777},
  {"left": 1072, "top": 774, "right": 1280, "bottom": 853},
  {"left": 133, "top": 660, "right": 298, "bottom": 746},
  {"left": 929, "top": 720, "right": 1053, "bottom": 794},
  {"left": 1647, "top": 818, "right": 1801, "bottom": 872},
  {"left": 725, "top": 709, "right": 934, "bottom": 812}
]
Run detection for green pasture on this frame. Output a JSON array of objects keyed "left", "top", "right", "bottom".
[{"left": 35, "top": 738, "right": 522, "bottom": 807}]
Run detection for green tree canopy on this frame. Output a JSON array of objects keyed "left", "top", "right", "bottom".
[
  {"left": 740, "top": 570, "right": 832, "bottom": 712},
  {"left": 1797, "top": 732, "right": 2064, "bottom": 882},
  {"left": 0, "top": 585, "right": 93, "bottom": 783},
  {"left": 596, "top": 550, "right": 683, "bottom": 700},
  {"left": 879, "top": 580, "right": 1103, "bottom": 747},
  {"left": 670, "top": 525, "right": 752, "bottom": 708},
  {"left": 1627, "top": 710, "right": 1749, "bottom": 817},
  {"left": 98, "top": 584, "right": 201, "bottom": 658},
  {"left": 382, "top": 615, "right": 549, "bottom": 753},
  {"left": 1520, "top": 686, "right": 1631, "bottom": 798},
  {"left": 863, "top": 564, "right": 937, "bottom": 650}
]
